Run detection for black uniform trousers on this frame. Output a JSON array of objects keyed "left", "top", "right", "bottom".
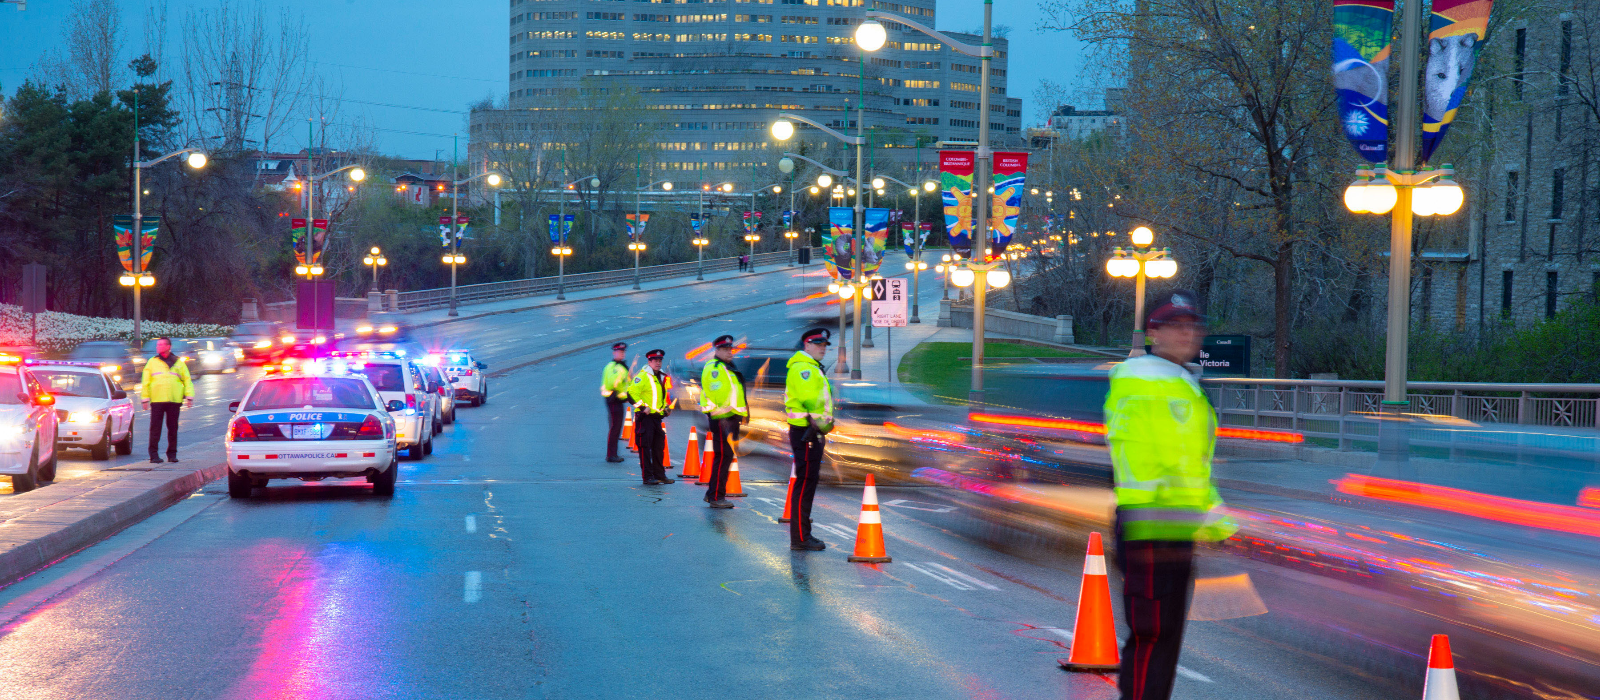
[
  {"left": 634, "top": 413, "right": 667, "bottom": 483},
  {"left": 148, "top": 402, "right": 181, "bottom": 459},
  {"left": 604, "top": 396, "right": 626, "bottom": 459},
  {"left": 1113, "top": 509, "right": 1196, "bottom": 700},
  {"left": 788, "top": 425, "right": 825, "bottom": 544},
  {"left": 704, "top": 416, "right": 738, "bottom": 501}
]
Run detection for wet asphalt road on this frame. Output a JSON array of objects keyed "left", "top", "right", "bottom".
[{"left": 0, "top": 269, "right": 1408, "bottom": 699}]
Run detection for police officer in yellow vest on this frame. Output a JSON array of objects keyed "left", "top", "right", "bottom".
[
  {"left": 629, "top": 349, "right": 675, "bottom": 485},
  {"left": 140, "top": 337, "right": 194, "bottom": 463},
  {"left": 699, "top": 334, "right": 746, "bottom": 508},
  {"left": 1103, "top": 290, "right": 1236, "bottom": 700},
  {"left": 784, "top": 328, "right": 833, "bottom": 550},
  {"left": 601, "top": 342, "right": 631, "bottom": 463}
]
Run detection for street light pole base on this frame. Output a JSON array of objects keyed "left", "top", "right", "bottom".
[
  {"left": 448, "top": 309, "right": 459, "bottom": 317},
  {"left": 967, "top": 389, "right": 986, "bottom": 407},
  {"left": 850, "top": 369, "right": 862, "bottom": 379},
  {"left": 910, "top": 315, "right": 921, "bottom": 324}
]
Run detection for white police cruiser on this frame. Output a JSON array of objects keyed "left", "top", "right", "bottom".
[
  {"left": 225, "top": 360, "right": 399, "bottom": 498},
  {"left": 28, "top": 361, "right": 136, "bottom": 460},
  {"left": 439, "top": 349, "right": 490, "bottom": 407}
]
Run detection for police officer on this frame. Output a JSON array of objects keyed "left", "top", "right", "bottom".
[
  {"left": 1103, "top": 290, "right": 1236, "bottom": 700},
  {"left": 698, "top": 334, "right": 747, "bottom": 508},
  {"left": 140, "top": 337, "right": 193, "bottom": 463},
  {"left": 600, "top": 342, "right": 631, "bottom": 463},
  {"left": 629, "top": 349, "right": 675, "bottom": 485},
  {"left": 784, "top": 328, "right": 833, "bottom": 551}
]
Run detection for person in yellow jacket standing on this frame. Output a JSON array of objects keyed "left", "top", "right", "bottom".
[
  {"left": 784, "top": 328, "right": 833, "bottom": 551},
  {"left": 628, "top": 349, "right": 675, "bottom": 485},
  {"left": 1103, "top": 290, "right": 1236, "bottom": 700},
  {"left": 699, "top": 334, "right": 746, "bottom": 508},
  {"left": 140, "top": 337, "right": 194, "bottom": 464},
  {"left": 601, "top": 342, "right": 631, "bottom": 463}
]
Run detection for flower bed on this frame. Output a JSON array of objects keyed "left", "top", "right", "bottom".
[{"left": 0, "top": 304, "right": 234, "bottom": 355}]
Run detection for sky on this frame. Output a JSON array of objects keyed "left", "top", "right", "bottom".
[{"left": 0, "top": 0, "right": 1088, "bottom": 159}]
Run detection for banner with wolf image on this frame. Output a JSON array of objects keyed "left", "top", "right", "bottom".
[
  {"left": 1420, "top": 0, "right": 1493, "bottom": 162},
  {"left": 1331, "top": 0, "right": 1394, "bottom": 163},
  {"left": 939, "top": 150, "right": 975, "bottom": 259}
]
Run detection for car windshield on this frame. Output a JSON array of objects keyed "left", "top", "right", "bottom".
[
  {"left": 70, "top": 345, "right": 127, "bottom": 359},
  {"left": 243, "top": 378, "right": 375, "bottom": 411},
  {"left": 358, "top": 364, "right": 406, "bottom": 392},
  {"left": 0, "top": 373, "right": 21, "bottom": 404},
  {"left": 30, "top": 370, "right": 108, "bottom": 398}
]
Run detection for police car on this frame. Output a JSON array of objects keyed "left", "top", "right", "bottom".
[
  {"left": 438, "top": 350, "right": 489, "bottom": 407},
  {"left": 0, "top": 355, "right": 60, "bottom": 492},
  {"left": 28, "top": 361, "right": 136, "bottom": 460},
  {"left": 332, "top": 351, "right": 437, "bottom": 459},
  {"left": 225, "top": 360, "right": 399, "bottom": 498}
]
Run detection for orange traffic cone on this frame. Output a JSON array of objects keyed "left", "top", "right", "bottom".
[
  {"left": 780, "top": 464, "right": 797, "bottom": 523},
  {"left": 725, "top": 457, "right": 746, "bottom": 497},
  {"left": 695, "top": 438, "right": 714, "bottom": 485},
  {"left": 680, "top": 427, "right": 701, "bottom": 479},
  {"left": 1059, "top": 532, "right": 1120, "bottom": 671},
  {"left": 624, "top": 407, "right": 637, "bottom": 452},
  {"left": 662, "top": 430, "right": 673, "bottom": 470},
  {"left": 1422, "top": 635, "right": 1460, "bottom": 700},
  {"left": 847, "top": 474, "right": 892, "bottom": 563}
]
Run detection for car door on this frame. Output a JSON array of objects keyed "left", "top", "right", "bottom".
[
  {"left": 23, "top": 370, "right": 57, "bottom": 460},
  {"left": 104, "top": 372, "right": 133, "bottom": 435},
  {"left": 409, "top": 363, "right": 436, "bottom": 428}
]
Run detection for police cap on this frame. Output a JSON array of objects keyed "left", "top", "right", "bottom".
[
  {"left": 801, "top": 328, "right": 832, "bottom": 346},
  {"left": 712, "top": 334, "right": 736, "bottom": 349},
  {"left": 611, "top": 342, "right": 628, "bottom": 351},
  {"left": 1146, "top": 289, "right": 1206, "bottom": 328},
  {"left": 645, "top": 349, "right": 665, "bottom": 360}
]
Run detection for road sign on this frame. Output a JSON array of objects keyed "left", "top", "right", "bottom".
[
  {"left": 871, "top": 277, "right": 907, "bottom": 327},
  {"left": 1199, "top": 335, "right": 1251, "bottom": 376}
]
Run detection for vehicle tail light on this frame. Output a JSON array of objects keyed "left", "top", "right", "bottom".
[
  {"left": 357, "top": 415, "right": 384, "bottom": 437},
  {"left": 462, "top": 369, "right": 474, "bottom": 377},
  {"left": 230, "top": 418, "right": 258, "bottom": 441},
  {"left": 406, "top": 394, "right": 417, "bottom": 409}
]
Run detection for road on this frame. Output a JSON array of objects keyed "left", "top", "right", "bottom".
[{"left": 0, "top": 265, "right": 1415, "bottom": 699}]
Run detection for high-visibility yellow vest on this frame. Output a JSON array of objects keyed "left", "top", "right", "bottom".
[
  {"left": 600, "top": 361, "right": 630, "bottom": 399},
  {"left": 1103, "top": 354, "right": 1236, "bottom": 542},
  {"left": 629, "top": 369, "right": 670, "bottom": 415},
  {"left": 140, "top": 354, "right": 194, "bottom": 403},
  {"left": 699, "top": 358, "right": 747, "bottom": 419},
  {"left": 783, "top": 351, "right": 833, "bottom": 428}
]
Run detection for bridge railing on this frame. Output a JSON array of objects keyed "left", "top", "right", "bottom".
[{"left": 394, "top": 248, "right": 811, "bottom": 312}]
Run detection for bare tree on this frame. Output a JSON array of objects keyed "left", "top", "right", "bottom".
[
  {"left": 34, "top": 0, "right": 125, "bottom": 99},
  {"left": 177, "top": 1, "right": 313, "bottom": 154}
]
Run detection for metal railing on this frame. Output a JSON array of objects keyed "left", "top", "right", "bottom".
[
  {"left": 1203, "top": 377, "right": 1600, "bottom": 451},
  {"left": 393, "top": 249, "right": 811, "bottom": 312}
]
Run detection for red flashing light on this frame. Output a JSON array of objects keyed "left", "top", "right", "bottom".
[{"left": 406, "top": 394, "right": 417, "bottom": 409}]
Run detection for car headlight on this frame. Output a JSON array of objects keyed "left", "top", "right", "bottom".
[
  {"left": 0, "top": 425, "right": 24, "bottom": 438},
  {"left": 357, "top": 325, "right": 374, "bottom": 334},
  {"left": 68, "top": 411, "right": 98, "bottom": 423},
  {"left": 99, "top": 364, "right": 118, "bottom": 373},
  {"left": 379, "top": 326, "right": 398, "bottom": 334},
  {"left": 253, "top": 340, "right": 272, "bottom": 349}
]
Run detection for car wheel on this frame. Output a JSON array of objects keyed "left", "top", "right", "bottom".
[
  {"left": 423, "top": 432, "right": 434, "bottom": 456},
  {"left": 480, "top": 383, "right": 489, "bottom": 405},
  {"left": 432, "top": 411, "right": 443, "bottom": 435},
  {"left": 89, "top": 421, "right": 112, "bottom": 461},
  {"left": 114, "top": 418, "right": 134, "bottom": 455},
  {"left": 371, "top": 459, "right": 397, "bottom": 496},
  {"left": 443, "top": 405, "right": 454, "bottom": 425},
  {"left": 227, "top": 469, "right": 252, "bottom": 498},
  {"left": 38, "top": 443, "right": 57, "bottom": 483},
  {"left": 406, "top": 443, "right": 424, "bottom": 461},
  {"left": 12, "top": 445, "right": 39, "bottom": 494}
]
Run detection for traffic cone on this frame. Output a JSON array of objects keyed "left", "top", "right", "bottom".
[
  {"left": 663, "top": 430, "right": 673, "bottom": 470},
  {"left": 624, "top": 407, "right": 637, "bottom": 452},
  {"left": 847, "top": 474, "right": 892, "bottom": 563},
  {"left": 780, "top": 464, "right": 797, "bottom": 523},
  {"left": 680, "top": 427, "right": 701, "bottom": 479},
  {"left": 1059, "top": 532, "right": 1120, "bottom": 671},
  {"left": 725, "top": 457, "right": 746, "bottom": 497},
  {"left": 1422, "top": 635, "right": 1460, "bottom": 700},
  {"left": 696, "top": 438, "right": 714, "bottom": 485}
]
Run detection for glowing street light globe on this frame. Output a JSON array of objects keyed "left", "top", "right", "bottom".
[
  {"left": 778, "top": 157, "right": 795, "bottom": 173},
  {"left": 186, "top": 152, "right": 208, "bottom": 169},
  {"left": 1431, "top": 178, "right": 1464, "bottom": 215},
  {"left": 950, "top": 267, "right": 976, "bottom": 287},
  {"left": 771, "top": 120, "right": 795, "bottom": 141},
  {"left": 817, "top": 174, "right": 834, "bottom": 188},
  {"left": 661, "top": 181, "right": 673, "bottom": 191},
  {"left": 350, "top": 167, "right": 367, "bottom": 182},
  {"left": 855, "top": 20, "right": 887, "bottom": 51},
  {"left": 589, "top": 177, "right": 601, "bottom": 188},
  {"left": 871, "top": 177, "right": 885, "bottom": 190},
  {"left": 1130, "top": 226, "right": 1154, "bottom": 247},
  {"left": 1145, "top": 258, "right": 1179, "bottom": 278},
  {"left": 486, "top": 173, "right": 502, "bottom": 187},
  {"left": 923, "top": 181, "right": 937, "bottom": 192}
]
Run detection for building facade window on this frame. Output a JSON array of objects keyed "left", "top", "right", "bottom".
[
  {"left": 1502, "top": 270, "right": 1514, "bottom": 316},
  {"left": 1514, "top": 27, "right": 1527, "bottom": 100},
  {"left": 1505, "top": 171, "right": 1519, "bottom": 222},
  {"left": 1550, "top": 168, "right": 1565, "bottom": 220},
  {"left": 1560, "top": 21, "right": 1573, "bottom": 95},
  {"left": 1547, "top": 270, "right": 1559, "bottom": 318}
]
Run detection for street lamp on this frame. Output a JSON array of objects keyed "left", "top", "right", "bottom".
[
  {"left": 556, "top": 174, "right": 601, "bottom": 299},
  {"left": 632, "top": 178, "right": 673, "bottom": 289},
  {"left": 1104, "top": 226, "right": 1177, "bottom": 357},
  {"left": 128, "top": 144, "right": 206, "bottom": 344},
  {"left": 934, "top": 253, "right": 955, "bottom": 300},
  {"left": 444, "top": 138, "right": 503, "bottom": 317},
  {"left": 363, "top": 246, "right": 387, "bottom": 290},
  {"left": 747, "top": 183, "right": 782, "bottom": 271},
  {"left": 862, "top": 9, "right": 996, "bottom": 401}
]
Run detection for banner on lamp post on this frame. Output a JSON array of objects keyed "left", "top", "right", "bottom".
[
  {"left": 939, "top": 150, "right": 975, "bottom": 259},
  {"left": 548, "top": 214, "right": 560, "bottom": 243},
  {"left": 824, "top": 206, "right": 855, "bottom": 280},
  {"left": 989, "top": 152, "right": 1028, "bottom": 256},
  {"left": 690, "top": 213, "right": 703, "bottom": 234},
  {"left": 862, "top": 207, "right": 888, "bottom": 278},
  {"left": 625, "top": 213, "right": 650, "bottom": 240},
  {"left": 290, "top": 218, "right": 329, "bottom": 264},
  {"left": 112, "top": 215, "right": 160, "bottom": 273},
  {"left": 1420, "top": 0, "right": 1493, "bottom": 162},
  {"left": 1331, "top": 0, "right": 1395, "bottom": 163}
]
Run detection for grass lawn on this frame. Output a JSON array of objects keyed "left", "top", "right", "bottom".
[{"left": 897, "top": 341, "right": 1099, "bottom": 403}]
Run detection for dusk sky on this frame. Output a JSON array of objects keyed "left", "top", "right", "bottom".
[{"left": 0, "top": 0, "right": 1087, "bottom": 159}]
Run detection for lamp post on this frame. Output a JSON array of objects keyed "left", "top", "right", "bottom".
[
  {"left": 128, "top": 142, "right": 206, "bottom": 345},
  {"left": 634, "top": 178, "right": 673, "bottom": 289},
  {"left": 445, "top": 137, "right": 503, "bottom": 317},
  {"left": 363, "top": 246, "right": 387, "bottom": 291},
  {"left": 1104, "top": 226, "right": 1177, "bottom": 357},
  {"left": 773, "top": 111, "right": 867, "bottom": 378},
  {"left": 556, "top": 174, "right": 601, "bottom": 300},
  {"left": 748, "top": 183, "right": 782, "bottom": 271},
  {"left": 934, "top": 253, "right": 954, "bottom": 301},
  {"left": 859, "top": 11, "right": 993, "bottom": 402}
]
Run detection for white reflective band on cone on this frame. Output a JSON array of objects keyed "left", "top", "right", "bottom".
[
  {"left": 1423, "top": 668, "right": 1459, "bottom": 700},
  {"left": 858, "top": 510, "right": 881, "bottom": 525},
  {"left": 862, "top": 485, "right": 879, "bottom": 506},
  {"left": 1084, "top": 555, "right": 1107, "bottom": 576}
]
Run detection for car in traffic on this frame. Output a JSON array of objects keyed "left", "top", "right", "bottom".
[
  {"left": 338, "top": 352, "right": 437, "bottom": 460},
  {"left": 190, "top": 337, "right": 242, "bottom": 375},
  {"left": 0, "top": 355, "right": 59, "bottom": 492},
  {"left": 134, "top": 338, "right": 198, "bottom": 374},
  {"left": 419, "top": 361, "right": 455, "bottom": 425},
  {"left": 229, "top": 322, "right": 285, "bottom": 364},
  {"left": 438, "top": 350, "right": 489, "bottom": 407},
  {"left": 67, "top": 341, "right": 140, "bottom": 387},
  {"left": 354, "top": 313, "right": 412, "bottom": 343},
  {"left": 29, "top": 361, "right": 136, "bottom": 461},
  {"left": 224, "top": 364, "right": 399, "bottom": 498}
]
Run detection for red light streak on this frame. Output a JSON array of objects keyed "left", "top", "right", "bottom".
[
  {"left": 968, "top": 413, "right": 1302, "bottom": 444},
  {"left": 882, "top": 421, "right": 966, "bottom": 444},
  {"left": 1216, "top": 427, "right": 1304, "bottom": 443},
  {"left": 1336, "top": 474, "right": 1600, "bottom": 538},
  {"left": 1580, "top": 487, "right": 1600, "bottom": 509}
]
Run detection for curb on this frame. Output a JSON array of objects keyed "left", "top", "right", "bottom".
[{"left": 0, "top": 463, "right": 226, "bottom": 586}]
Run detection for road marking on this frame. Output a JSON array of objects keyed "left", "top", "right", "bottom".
[
  {"left": 464, "top": 571, "right": 482, "bottom": 603},
  {"left": 882, "top": 498, "right": 957, "bottom": 513},
  {"left": 755, "top": 496, "right": 785, "bottom": 509},
  {"left": 926, "top": 562, "right": 999, "bottom": 590},
  {"left": 1043, "top": 628, "right": 1212, "bottom": 682},
  {"left": 464, "top": 514, "right": 477, "bottom": 533},
  {"left": 902, "top": 563, "right": 975, "bottom": 590},
  {"left": 812, "top": 523, "right": 854, "bottom": 540}
]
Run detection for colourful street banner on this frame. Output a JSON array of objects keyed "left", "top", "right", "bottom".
[
  {"left": 111, "top": 215, "right": 159, "bottom": 273},
  {"left": 439, "top": 216, "right": 469, "bottom": 248},
  {"left": 291, "top": 218, "right": 329, "bottom": 264},
  {"left": 824, "top": 207, "right": 855, "bottom": 280},
  {"left": 561, "top": 214, "right": 574, "bottom": 241},
  {"left": 990, "top": 152, "right": 1028, "bottom": 255},
  {"left": 1420, "top": 0, "right": 1493, "bottom": 162},
  {"left": 940, "top": 150, "right": 975, "bottom": 259},
  {"left": 548, "top": 214, "right": 560, "bottom": 243},
  {"left": 690, "top": 213, "right": 703, "bottom": 234},
  {"left": 741, "top": 211, "right": 762, "bottom": 235},
  {"left": 782, "top": 210, "right": 794, "bottom": 228},
  {"left": 863, "top": 207, "right": 888, "bottom": 278},
  {"left": 1332, "top": 0, "right": 1395, "bottom": 163},
  {"left": 625, "top": 213, "right": 650, "bottom": 240}
]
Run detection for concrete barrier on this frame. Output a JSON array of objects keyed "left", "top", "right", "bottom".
[{"left": 939, "top": 299, "right": 1075, "bottom": 344}]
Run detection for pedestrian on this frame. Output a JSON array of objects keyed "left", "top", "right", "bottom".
[
  {"left": 698, "top": 334, "right": 747, "bottom": 508},
  {"left": 784, "top": 328, "right": 833, "bottom": 551},
  {"left": 1102, "top": 289, "right": 1236, "bottom": 700},
  {"left": 629, "top": 349, "right": 675, "bottom": 485},
  {"left": 140, "top": 337, "right": 193, "bottom": 464},
  {"left": 739, "top": 254, "right": 748, "bottom": 271},
  {"left": 601, "top": 342, "right": 631, "bottom": 463}
]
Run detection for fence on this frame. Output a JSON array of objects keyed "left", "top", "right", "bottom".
[
  {"left": 392, "top": 248, "right": 810, "bottom": 312},
  {"left": 940, "top": 300, "right": 1075, "bottom": 345}
]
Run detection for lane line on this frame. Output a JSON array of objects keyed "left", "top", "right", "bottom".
[
  {"left": 464, "top": 515, "right": 477, "bottom": 533},
  {"left": 1043, "top": 628, "right": 1213, "bottom": 682},
  {"left": 901, "top": 562, "right": 975, "bottom": 590},
  {"left": 464, "top": 571, "right": 482, "bottom": 603},
  {"left": 927, "top": 562, "right": 1000, "bottom": 590}
]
